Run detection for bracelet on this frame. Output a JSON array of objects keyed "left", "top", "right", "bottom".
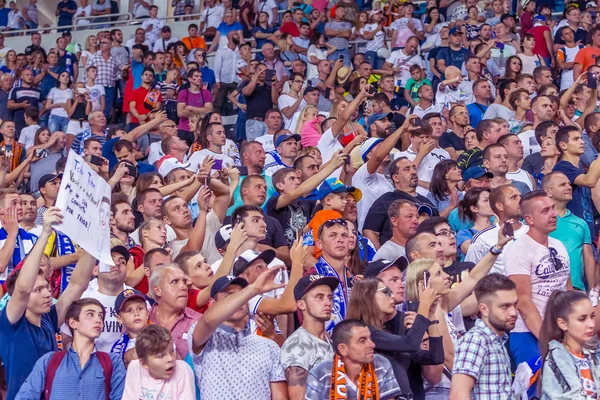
[
  {"left": 430, "top": 320, "right": 439, "bottom": 325},
  {"left": 489, "top": 245, "right": 503, "bottom": 256}
]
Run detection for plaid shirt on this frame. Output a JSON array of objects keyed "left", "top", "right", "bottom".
[
  {"left": 85, "top": 51, "right": 123, "bottom": 88},
  {"left": 172, "top": 0, "right": 194, "bottom": 16},
  {"left": 453, "top": 318, "right": 514, "bottom": 399}
]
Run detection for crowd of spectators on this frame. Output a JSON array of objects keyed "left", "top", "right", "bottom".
[{"left": 1, "top": 0, "right": 600, "bottom": 399}]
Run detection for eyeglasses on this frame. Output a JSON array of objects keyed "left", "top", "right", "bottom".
[
  {"left": 549, "top": 247, "right": 565, "bottom": 271},
  {"left": 323, "top": 218, "right": 347, "bottom": 229},
  {"left": 436, "top": 229, "right": 455, "bottom": 237},
  {"left": 377, "top": 286, "right": 393, "bottom": 297}
]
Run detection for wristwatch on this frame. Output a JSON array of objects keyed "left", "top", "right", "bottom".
[{"left": 489, "top": 245, "right": 503, "bottom": 256}]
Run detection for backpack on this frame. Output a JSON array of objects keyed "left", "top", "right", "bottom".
[{"left": 43, "top": 351, "right": 113, "bottom": 400}]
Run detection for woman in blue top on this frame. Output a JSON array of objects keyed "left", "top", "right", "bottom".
[
  {"left": 427, "top": 159, "right": 464, "bottom": 218},
  {"left": 456, "top": 187, "right": 492, "bottom": 259},
  {"left": 0, "top": 50, "right": 16, "bottom": 75}
]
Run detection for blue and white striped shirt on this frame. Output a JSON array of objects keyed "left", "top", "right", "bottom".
[{"left": 0, "top": 227, "right": 38, "bottom": 282}]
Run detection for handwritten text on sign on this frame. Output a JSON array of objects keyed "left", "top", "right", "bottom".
[{"left": 55, "top": 151, "right": 114, "bottom": 266}]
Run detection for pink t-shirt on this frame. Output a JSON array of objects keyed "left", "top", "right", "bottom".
[
  {"left": 300, "top": 118, "right": 322, "bottom": 147},
  {"left": 122, "top": 359, "right": 196, "bottom": 400}
]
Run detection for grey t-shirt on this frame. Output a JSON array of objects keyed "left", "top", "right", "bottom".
[
  {"left": 30, "top": 149, "right": 64, "bottom": 193},
  {"left": 280, "top": 326, "right": 334, "bottom": 373},
  {"left": 482, "top": 103, "right": 515, "bottom": 122},
  {"left": 373, "top": 240, "right": 406, "bottom": 262},
  {"left": 309, "top": 77, "right": 333, "bottom": 114}
]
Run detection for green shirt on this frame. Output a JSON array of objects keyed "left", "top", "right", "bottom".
[
  {"left": 405, "top": 78, "right": 432, "bottom": 103},
  {"left": 549, "top": 210, "right": 591, "bottom": 291},
  {"left": 226, "top": 174, "right": 278, "bottom": 215}
]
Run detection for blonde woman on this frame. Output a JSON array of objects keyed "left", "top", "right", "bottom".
[
  {"left": 277, "top": 33, "right": 299, "bottom": 66},
  {"left": 80, "top": 35, "right": 98, "bottom": 72},
  {"left": 297, "top": 105, "right": 321, "bottom": 147},
  {"left": 404, "top": 226, "right": 511, "bottom": 397}
]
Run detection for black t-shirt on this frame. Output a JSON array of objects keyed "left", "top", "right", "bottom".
[
  {"left": 223, "top": 213, "right": 288, "bottom": 249},
  {"left": 439, "top": 130, "right": 466, "bottom": 152},
  {"left": 522, "top": 152, "right": 543, "bottom": 175},
  {"left": 265, "top": 195, "right": 316, "bottom": 246},
  {"left": 363, "top": 190, "right": 438, "bottom": 245},
  {"left": 239, "top": 80, "right": 273, "bottom": 120},
  {"left": 554, "top": 27, "right": 588, "bottom": 46}
]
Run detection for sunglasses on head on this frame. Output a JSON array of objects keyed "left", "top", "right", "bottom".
[
  {"left": 377, "top": 286, "right": 393, "bottom": 297},
  {"left": 323, "top": 218, "right": 348, "bottom": 229}
]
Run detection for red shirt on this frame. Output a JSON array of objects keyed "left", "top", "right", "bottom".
[
  {"left": 187, "top": 288, "right": 209, "bottom": 314},
  {"left": 129, "top": 246, "right": 148, "bottom": 294},
  {"left": 280, "top": 21, "right": 300, "bottom": 37},
  {"left": 528, "top": 25, "right": 551, "bottom": 58},
  {"left": 130, "top": 86, "right": 163, "bottom": 123}
]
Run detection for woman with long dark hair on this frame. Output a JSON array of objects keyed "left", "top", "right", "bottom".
[
  {"left": 503, "top": 56, "right": 523, "bottom": 80},
  {"left": 427, "top": 160, "right": 463, "bottom": 218},
  {"left": 46, "top": 71, "right": 73, "bottom": 134},
  {"left": 347, "top": 278, "right": 444, "bottom": 399},
  {"left": 456, "top": 188, "right": 492, "bottom": 256},
  {"left": 539, "top": 290, "right": 600, "bottom": 399}
]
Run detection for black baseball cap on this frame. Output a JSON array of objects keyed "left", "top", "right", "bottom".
[
  {"left": 38, "top": 173, "right": 62, "bottom": 189},
  {"left": 111, "top": 245, "right": 130, "bottom": 263},
  {"left": 364, "top": 257, "right": 409, "bottom": 278},
  {"left": 294, "top": 274, "right": 339, "bottom": 301},
  {"left": 114, "top": 288, "right": 146, "bottom": 313},
  {"left": 232, "top": 249, "right": 276, "bottom": 276},
  {"left": 210, "top": 275, "right": 249, "bottom": 298}
]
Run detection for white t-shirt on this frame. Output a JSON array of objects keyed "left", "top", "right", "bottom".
[
  {"left": 352, "top": 164, "right": 394, "bottom": 231},
  {"left": 75, "top": 5, "right": 92, "bottom": 25},
  {"left": 435, "top": 82, "right": 471, "bottom": 106},
  {"left": 18, "top": 124, "right": 40, "bottom": 149},
  {"left": 255, "top": 0, "right": 277, "bottom": 25},
  {"left": 86, "top": 83, "right": 105, "bottom": 113},
  {"left": 306, "top": 45, "right": 327, "bottom": 80},
  {"left": 47, "top": 88, "right": 73, "bottom": 117},
  {"left": 153, "top": 37, "right": 179, "bottom": 53},
  {"left": 411, "top": 103, "right": 444, "bottom": 118},
  {"left": 391, "top": 17, "right": 424, "bottom": 48},
  {"left": 133, "top": 0, "right": 151, "bottom": 18},
  {"left": 255, "top": 134, "right": 274, "bottom": 153},
  {"left": 465, "top": 223, "right": 529, "bottom": 275},
  {"left": 362, "top": 23, "right": 386, "bottom": 52},
  {"left": 373, "top": 240, "right": 406, "bottom": 261},
  {"left": 506, "top": 168, "right": 535, "bottom": 191},
  {"left": 504, "top": 234, "right": 570, "bottom": 333},
  {"left": 60, "top": 280, "right": 148, "bottom": 352},
  {"left": 277, "top": 94, "right": 306, "bottom": 132},
  {"left": 558, "top": 45, "right": 581, "bottom": 91},
  {"left": 157, "top": 156, "right": 191, "bottom": 177},
  {"left": 148, "top": 141, "right": 163, "bottom": 165},
  {"left": 317, "top": 127, "right": 343, "bottom": 179},
  {"left": 518, "top": 129, "right": 540, "bottom": 157},
  {"left": 200, "top": 4, "right": 224, "bottom": 29},
  {"left": 141, "top": 18, "right": 164, "bottom": 45},
  {"left": 385, "top": 50, "right": 425, "bottom": 88},
  {"left": 187, "top": 148, "right": 235, "bottom": 172}
]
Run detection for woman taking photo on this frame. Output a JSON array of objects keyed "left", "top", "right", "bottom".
[
  {"left": 46, "top": 71, "right": 73, "bottom": 134},
  {"left": 404, "top": 227, "right": 511, "bottom": 398},
  {"left": 427, "top": 160, "right": 464, "bottom": 218},
  {"left": 65, "top": 82, "right": 93, "bottom": 138},
  {"left": 456, "top": 187, "right": 492, "bottom": 256},
  {"left": 347, "top": 278, "right": 444, "bottom": 399},
  {"left": 539, "top": 290, "right": 600, "bottom": 399},
  {"left": 306, "top": 32, "right": 335, "bottom": 80}
]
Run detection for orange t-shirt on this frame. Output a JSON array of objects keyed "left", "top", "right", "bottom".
[
  {"left": 182, "top": 36, "right": 207, "bottom": 51},
  {"left": 573, "top": 47, "right": 600, "bottom": 73}
]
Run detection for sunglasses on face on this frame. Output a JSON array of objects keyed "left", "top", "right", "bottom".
[{"left": 377, "top": 286, "right": 393, "bottom": 297}]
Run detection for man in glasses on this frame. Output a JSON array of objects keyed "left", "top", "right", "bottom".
[
  {"left": 504, "top": 190, "right": 571, "bottom": 396},
  {"left": 542, "top": 171, "right": 594, "bottom": 292}
]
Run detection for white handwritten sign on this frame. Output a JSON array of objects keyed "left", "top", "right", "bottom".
[{"left": 55, "top": 151, "right": 114, "bottom": 266}]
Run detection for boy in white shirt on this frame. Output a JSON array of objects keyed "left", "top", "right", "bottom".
[
  {"left": 141, "top": 5, "right": 164, "bottom": 46},
  {"left": 18, "top": 107, "right": 40, "bottom": 150}
]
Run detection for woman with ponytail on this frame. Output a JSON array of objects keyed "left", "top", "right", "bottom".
[{"left": 539, "top": 290, "right": 600, "bottom": 399}]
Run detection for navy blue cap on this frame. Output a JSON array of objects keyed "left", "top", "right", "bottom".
[
  {"left": 364, "top": 257, "right": 409, "bottom": 277},
  {"left": 210, "top": 275, "right": 249, "bottom": 298},
  {"left": 449, "top": 27, "right": 464, "bottom": 35},
  {"left": 114, "top": 289, "right": 146, "bottom": 313},
  {"left": 294, "top": 274, "right": 339, "bottom": 300},
  {"left": 275, "top": 133, "right": 301, "bottom": 147},
  {"left": 366, "top": 112, "right": 393, "bottom": 128},
  {"left": 463, "top": 166, "right": 494, "bottom": 182}
]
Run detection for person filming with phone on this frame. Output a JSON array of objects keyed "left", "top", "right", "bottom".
[{"left": 404, "top": 220, "right": 512, "bottom": 398}]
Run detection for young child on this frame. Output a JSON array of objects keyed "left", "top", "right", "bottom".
[
  {"left": 122, "top": 325, "right": 195, "bottom": 400},
  {"left": 404, "top": 64, "right": 432, "bottom": 108},
  {"left": 111, "top": 289, "right": 149, "bottom": 366},
  {"left": 305, "top": 178, "right": 362, "bottom": 258},
  {"left": 435, "top": 65, "right": 470, "bottom": 106},
  {"left": 17, "top": 107, "right": 40, "bottom": 150}
]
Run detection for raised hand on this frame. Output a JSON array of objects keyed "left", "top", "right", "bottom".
[
  {"left": 0, "top": 206, "right": 19, "bottom": 237},
  {"left": 229, "top": 222, "right": 248, "bottom": 251},
  {"left": 250, "top": 265, "right": 287, "bottom": 295},
  {"left": 42, "top": 207, "right": 64, "bottom": 235}
]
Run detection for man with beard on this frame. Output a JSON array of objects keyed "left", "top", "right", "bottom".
[
  {"left": 466, "top": 185, "right": 529, "bottom": 275},
  {"left": 450, "top": 274, "right": 518, "bottom": 399},
  {"left": 483, "top": 144, "right": 531, "bottom": 195},
  {"left": 280, "top": 274, "right": 339, "bottom": 399},
  {"left": 440, "top": 105, "right": 470, "bottom": 160},
  {"left": 111, "top": 194, "right": 136, "bottom": 249},
  {"left": 364, "top": 157, "right": 438, "bottom": 248},
  {"left": 517, "top": 95, "right": 555, "bottom": 157},
  {"left": 352, "top": 114, "right": 412, "bottom": 231},
  {"left": 264, "top": 130, "right": 301, "bottom": 177}
]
